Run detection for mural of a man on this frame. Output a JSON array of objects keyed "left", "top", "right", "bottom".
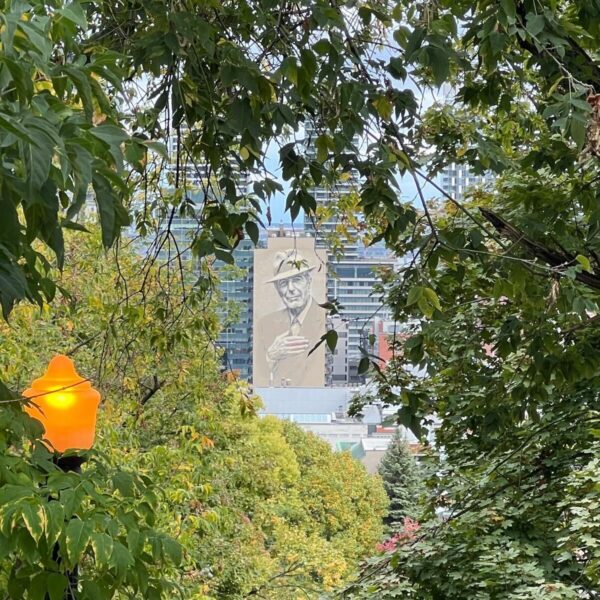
[{"left": 255, "top": 249, "right": 325, "bottom": 386}]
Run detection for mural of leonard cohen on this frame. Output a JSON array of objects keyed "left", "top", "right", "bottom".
[{"left": 253, "top": 239, "right": 326, "bottom": 387}]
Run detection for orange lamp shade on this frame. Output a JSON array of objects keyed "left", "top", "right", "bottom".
[{"left": 23, "top": 355, "right": 101, "bottom": 453}]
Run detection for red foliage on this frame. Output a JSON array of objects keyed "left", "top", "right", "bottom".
[{"left": 376, "top": 517, "right": 420, "bottom": 553}]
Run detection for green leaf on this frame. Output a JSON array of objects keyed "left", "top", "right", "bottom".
[
  {"left": 56, "top": 2, "right": 87, "bottom": 28},
  {"left": 21, "top": 128, "right": 53, "bottom": 190},
  {"left": 573, "top": 295, "right": 587, "bottom": 315},
  {"left": 214, "top": 248, "right": 235, "bottom": 264},
  {"left": 112, "top": 471, "right": 135, "bottom": 497},
  {"left": 423, "top": 287, "right": 442, "bottom": 312},
  {"left": 65, "top": 519, "right": 92, "bottom": 564},
  {"left": 576, "top": 254, "right": 592, "bottom": 272},
  {"left": 417, "top": 296, "right": 434, "bottom": 318},
  {"left": 45, "top": 501, "right": 64, "bottom": 547},
  {"left": 62, "top": 65, "right": 94, "bottom": 120},
  {"left": 80, "top": 580, "right": 110, "bottom": 600},
  {"left": 21, "top": 502, "right": 46, "bottom": 542},
  {"left": 0, "top": 112, "right": 35, "bottom": 143},
  {"left": 300, "top": 49, "right": 317, "bottom": 79},
  {"left": 141, "top": 140, "right": 168, "bottom": 157},
  {"left": 245, "top": 220, "right": 260, "bottom": 245},
  {"left": 387, "top": 57, "right": 407, "bottom": 80},
  {"left": 110, "top": 541, "right": 134, "bottom": 578},
  {"left": 47, "top": 574, "right": 68, "bottom": 600},
  {"left": 0, "top": 485, "right": 34, "bottom": 505},
  {"left": 373, "top": 95, "right": 393, "bottom": 121},
  {"left": 426, "top": 46, "right": 450, "bottom": 86},
  {"left": 358, "top": 356, "right": 370, "bottom": 374},
  {"left": 89, "top": 124, "right": 129, "bottom": 148},
  {"left": 161, "top": 537, "right": 182, "bottom": 566},
  {"left": 313, "top": 39, "right": 331, "bottom": 55},
  {"left": 61, "top": 219, "right": 90, "bottom": 233},
  {"left": 315, "top": 135, "right": 332, "bottom": 163},
  {"left": 91, "top": 532, "right": 114, "bottom": 568},
  {"left": 570, "top": 115, "right": 587, "bottom": 150},
  {"left": 92, "top": 172, "right": 130, "bottom": 248},
  {"left": 228, "top": 98, "right": 253, "bottom": 132},
  {"left": 325, "top": 329, "right": 338, "bottom": 352},
  {"left": 406, "top": 286, "right": 424, "bottom": 306},
  {"left": 500, "top": 0, "right": 516, "bottom": 23},
  {"left": 525, "top": 13, "right": 545, "bottom": 37},
  {"left": 28, "top": 573, "right": 47, "bottom": 600}
]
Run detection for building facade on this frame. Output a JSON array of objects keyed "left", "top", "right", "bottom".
[
  {"left": 439, "top": 163, "right": 495, "bottom": 201},
  {"left": 253, "top": 233, "right": 328, "bottom": 387},
  {"left": 216, "top": 239, "right": 255, "bottom": 380},
  {"left": 301, "top": 122, "right": 395, "bottom": 384}
]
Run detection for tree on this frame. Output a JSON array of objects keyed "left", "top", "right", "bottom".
[
  {"left": 203, "top": 417, "right": 388, "bottom": 598},
  {"left": 0, "top": 0, "right": 133, "bottom": 317},
  {"left": 7, "top": 0, "right": 600, "bottom": 597},
  {"left": 342, "top": 0, "right": 600, "bottom": 597},
  {"left": 377, "top": 430, "right": 422, "bottom": 530},
  {"left": 0, "top": 231, "right": 386, "bottom": 598}
]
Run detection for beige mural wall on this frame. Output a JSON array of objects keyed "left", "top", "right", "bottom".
[{"left": 253, "top": 236, "right": 327, "bottom": 387}]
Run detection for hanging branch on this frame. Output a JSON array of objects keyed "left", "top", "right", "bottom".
[{"left": 480, "top": 207, "right": 600, "bottom": 291}]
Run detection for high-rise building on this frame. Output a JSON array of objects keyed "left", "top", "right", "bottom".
[
  {"left": 130, "top": 139, "right": 257, "bottom": 378},
  {"left": 325, "top": 314, "right": 349, "bottom": 385},
  {"left": 253, "top": 232, "right": 328, "bottom": 387},
  {"left": 301, "top": 122, "right": 395, "bottom": 384},
  {"left": 216, "top": 239, "right": 255, "bottom": 380},
  {"left": 439, "top": 163, "right": 495, "bottom": 201},
  {"left": 328, "top": 257, "right": 394, "bottom": 382},
  {"left": 303, "top": 121, "right": 361, "bottom": 259}
]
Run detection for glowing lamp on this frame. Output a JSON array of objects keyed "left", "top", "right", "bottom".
[{"left": 23, "top": 355, "right": 101, "bottom": 453}]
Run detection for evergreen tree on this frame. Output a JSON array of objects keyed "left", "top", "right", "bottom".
[{"left": 378, "top": 430, "right": 422, "bottom": 530}]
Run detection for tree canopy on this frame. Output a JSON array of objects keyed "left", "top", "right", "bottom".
[
  {"left": 4, "top": 0, "right": 600, "bottom": 597},
  {"left": 0, "top": 233, "right": 386, "bottom": 598},
  {"left": 343, "top": 0, "right": 600, "bottom": 597}
]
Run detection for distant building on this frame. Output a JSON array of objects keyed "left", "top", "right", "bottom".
[
  {"left": 216, "top": 239, "right": 255, "bottom": 380},
  {"left": 439, "top": 163, "right": 495, "bottom": 201},
  {"left": 253, "top": 234, "right": 328, "bottom": 387},
  {"left": 328, "top": 258, "right": 395, "bottom": 382},
  {"left": 256, "top": 386, "right": 354, "bottom": 421},
  {"left": 326, "top": 315, "right": 350, "bottom": 385},
  {"left": 363, "top": 318, "right": 412, "bottom": 367},
  {"left": 256, "top": 385, "right": 423, "bottom": 472},
  {"left": 301, "top": 122, "right": 396, "bottom": 383}
]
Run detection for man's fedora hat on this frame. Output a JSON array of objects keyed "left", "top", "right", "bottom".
[{"left": 265, "top": 249, "right": 316, "bottom": 283}]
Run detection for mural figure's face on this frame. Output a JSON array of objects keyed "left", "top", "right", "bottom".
[{"left": 275, "top": 273, "right": 312, "bottom": 312}]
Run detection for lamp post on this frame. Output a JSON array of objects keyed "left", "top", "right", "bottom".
[{"left": 23, "top": 355, "right": 101, "bottom": 599}]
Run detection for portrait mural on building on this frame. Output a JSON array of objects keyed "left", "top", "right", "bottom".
[{"left": 253, "top": 236, "right": 327, "bottom": 387}]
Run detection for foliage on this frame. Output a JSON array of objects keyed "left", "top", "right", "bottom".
[
  {"left": 191, "top": 415, "right": 388, "bottom": 598},
  {"left": 344, "top": 0, "right": 600, "bottom": 597},
  {"left": 0, "top": 0, "right": 426, "bottom": 310},
  {"left": 0, "top": 231, "right": 216, "bottom": 599},
  {"left": 0, "top": 233, "right": 386, "bottom": 598},
  {"left": 377, "top": 430, "right": 422, "bottom": 530},
  {"left": 7, "top": 0, "right": 600, "bottom": 597},
  {"left": 375, "top": 517, "right": 420, "bottom": 553},
  {"left": 0, "top": 0, "right": 132, "bottom": 317}
]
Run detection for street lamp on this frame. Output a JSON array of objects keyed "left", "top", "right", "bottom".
[
  {"left": 23, "top": 354, "right": 101, "bottom": 456},
  {"left": 23, "top": 354, "right": 101, "bottom": 599}
]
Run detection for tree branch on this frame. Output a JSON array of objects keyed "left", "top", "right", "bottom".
[{"left": 480, "top": 207, "right": 600, "bottom": 291}]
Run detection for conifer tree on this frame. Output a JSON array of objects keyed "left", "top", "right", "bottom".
[{"left": 378, "top": 430, "right": 422, "bottom": 530}]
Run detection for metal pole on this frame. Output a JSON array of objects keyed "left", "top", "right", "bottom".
[{"left": 45, "top": 455, "right": 85, "bottom": 600}]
